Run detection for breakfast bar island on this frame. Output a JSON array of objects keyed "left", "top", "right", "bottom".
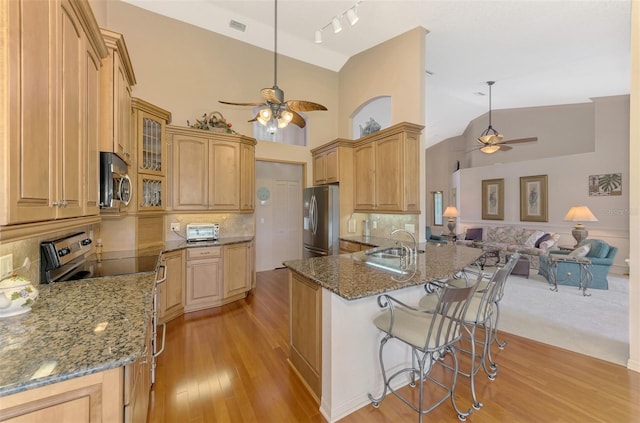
[{"left": 284, "top": 243, "right": 482, "bottom": 423}]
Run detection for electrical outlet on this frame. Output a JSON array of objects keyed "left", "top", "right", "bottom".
[
  {"left": 404, "top": 224, "right": 415, "bottom": 233},
  {"left": 0, "top": 254, "right": 13, "bottom": 279},
  {"left": 170, "top": 223, "right": 180, "bottom": 232}
]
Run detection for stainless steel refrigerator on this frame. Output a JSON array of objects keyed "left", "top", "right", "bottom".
[{"left": 303, "top": 185, "right": 339, "bottom": 258}]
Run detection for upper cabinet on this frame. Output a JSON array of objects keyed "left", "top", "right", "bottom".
[
  {"left": 132, "top": 98, "right": 172, "bottom": 212},
  {"left": 167, "top": 125, "right": 256, "bottom": 212},
  {"left": 0, "top": 0, "right": 108, "bottom": 227},
  {"left": 100, "top": 28, "right": 136, "bottom": 165},
  {"left": 353, "top": 122, "right": 423, "bottom": 213},
  {"left": 311, "top": 140, "right": 353, "bottom": 185}
]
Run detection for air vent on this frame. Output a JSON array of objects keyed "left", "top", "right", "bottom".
[{"left": 229, "top": 20, "right": 247, "bottom": 32}]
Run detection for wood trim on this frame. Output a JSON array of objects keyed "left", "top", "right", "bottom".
[
  {"left": 131, "top": 97, "right": 172, "bottom": 123},
  {"left": 166, "top": 124, "right": 257, "bottom": 146},
  {"left": 100, "top": 28, "right": 136, "bottom": 85},
  {"left": 0, "top": 215, "right": 101, "bottom": 243}
]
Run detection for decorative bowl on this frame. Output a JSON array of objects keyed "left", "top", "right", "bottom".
[{"left": 0, "top": 276, "right": 39, "bottom": 318}]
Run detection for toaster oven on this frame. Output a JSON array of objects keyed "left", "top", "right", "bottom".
[{"left": 186, "top": 223, "right": 220, "bottom": 242}]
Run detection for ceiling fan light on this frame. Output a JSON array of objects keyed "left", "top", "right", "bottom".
[
  {"left": 346, "top": 8, "right": 359, "bottom": 26},
  {"left": 277, "top": 118, "right": 289, "bottom": 129},
  {"left": 257, "top": 107, "right": 272, "bottom": 125},
  {"left": 331, "top": 16, "right": 342, "bottom": 33},
  {"left": 281, "top": 110, "right": 293, "bottom": 122},
  {"left": 480, "top": 145, "right": 500, "bottom": 154}
]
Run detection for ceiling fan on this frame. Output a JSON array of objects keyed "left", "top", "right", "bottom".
[
  {"left": 219, "top": 0, "right": 327, "bottom": 132},
  {"left": 476, "top": 81, "right": 538, "bottom": 154}
]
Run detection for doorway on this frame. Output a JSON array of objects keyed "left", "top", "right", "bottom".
[{"left": 255, "top": 161, "right": 303, "bottom": 271}]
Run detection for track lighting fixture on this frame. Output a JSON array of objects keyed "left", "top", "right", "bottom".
[{"left": 315, "top": 0, "right": 362, "bottom": 43}]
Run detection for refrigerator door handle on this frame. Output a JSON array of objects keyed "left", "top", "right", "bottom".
[{"left": 310, "top": 194, "right": 318, "bottom": 236}]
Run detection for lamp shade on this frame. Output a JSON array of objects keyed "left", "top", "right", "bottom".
[
  {"left": 443, "top": 206, "right": 459, "bottom": 218},
  {"left": 563, "top": 206, "right": 598, "bottom": 224}
]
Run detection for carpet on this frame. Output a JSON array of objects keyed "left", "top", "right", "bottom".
[{"left": 498, "top": 271, "right": 629, "bottom": 366}]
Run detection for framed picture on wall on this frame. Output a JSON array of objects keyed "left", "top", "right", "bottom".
[
  {"left": 520, "top": 175, "right": 548, "bottom": 222},
  {"left": 482, "top": 179, "right": 504, "bottom": 220}
]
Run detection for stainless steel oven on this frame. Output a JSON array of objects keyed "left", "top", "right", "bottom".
[{"left": 100, "top": 152, "right": 132, "bottom": 211}]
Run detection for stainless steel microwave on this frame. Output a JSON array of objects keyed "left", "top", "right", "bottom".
[{"left": 99, "top": 152, "right": 132, "bottom": 211}]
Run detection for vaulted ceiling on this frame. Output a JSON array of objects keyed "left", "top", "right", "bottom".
[{"left": 122, "top": 0, "right": 631, "bottom": 146}]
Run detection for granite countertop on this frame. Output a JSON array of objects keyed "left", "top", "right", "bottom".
[
  {"left": 162, "top": 235, "right": 255, "bottom": 253},
  {"left": 284, "top": 243, "right": 482, "bottom": 300},
  {"left": 0, "top": 273, "right": 155, "bottom": 397},
  {"left": 0, "top": 235, "right": 256, "bottom": 398}
]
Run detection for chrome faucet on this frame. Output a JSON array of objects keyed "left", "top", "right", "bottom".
[{"left": 391, "top": 228, "right": 418, "bottom": 257}]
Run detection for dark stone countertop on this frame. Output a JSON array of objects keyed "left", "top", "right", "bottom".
[
  {"left": 0, "top": 235, "right": 255, "bottom": 398},
  {"left": 285, "top": 242, "right": 482, "bottom": 301},
  {"left": 0, "top": 273, "right": 155, "bottom": 397}
]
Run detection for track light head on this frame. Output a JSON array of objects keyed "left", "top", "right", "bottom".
[
  {"left": 314, "top": 30, "right": 322, "bottom": 43},
  {"left": 331, "top": 16, "right": 342, "bottom": 33},
  {"left": 346, "top": 8, "right": 359, "bottom": 26}
]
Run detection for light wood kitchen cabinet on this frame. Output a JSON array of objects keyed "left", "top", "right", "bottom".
[
  {"left": 185, "top": 247, "right": 223, "bottom": 312},
  {"left": 289, "top": 271, "right": 322, "bottom": 400},
  {"left": 0, "top": 0, "right": 107, "bottom": 227},
  {"left": 311, "top": 139, "right": 355, "bottom": 186},
  {"left": 353, "top": 122, "right": 423, "bottom": 213},
  {"left": 223, "top": 241, "right": 253, "bottom": 300},
  {"left": 158, "top": 249, "right": 185, "bottom": 323},
  {"left": 124, "top": 318, "right": 152, "bottom": 423},
  {"left": 338, "top": 240, "right": 371, "bottom": 254},
  {"left": 168, "top": 125, "right": 256, "bottom": 212},
  {"left": 100, "top": 28, "right": 136, "bottom": 165},
  {"left": 240, "top": 143, "right": 256, "bottom": 211},
  {"left": 132, "top": 98, "right": 172, "bottom": 212},
  {"left": 0, "top": 367, "right": 124, "bottom": 423}
]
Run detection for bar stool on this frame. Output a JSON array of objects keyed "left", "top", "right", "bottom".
[
  {"left": 419, "top": 253, "right": 520, "bottom": 410},
  {"left": 367, "top": 281, "right": 478, "bottom": 422}
]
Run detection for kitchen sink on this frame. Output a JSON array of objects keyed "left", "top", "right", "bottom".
[{"left": 365, "top": 246, "right": 425, "bottom": 259}]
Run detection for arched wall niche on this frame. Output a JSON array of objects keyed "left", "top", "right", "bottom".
[{"left": 350, "top": 96, "right": 392, "bottom": 139}]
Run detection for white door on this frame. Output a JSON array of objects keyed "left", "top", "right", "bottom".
[{"left": 255, "top": 162, "right": 303, "bottom": 271}]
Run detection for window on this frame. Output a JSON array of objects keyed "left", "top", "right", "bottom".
[{"left": 433, "top": 191, "right": 443, "bottom": 226}]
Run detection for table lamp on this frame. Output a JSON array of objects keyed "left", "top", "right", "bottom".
[
  {"left": 563, "top": 205, "right": 598, "bottom": 247},
  {"left": 442, "top": 206, "right": 459, "bottom": 236}
]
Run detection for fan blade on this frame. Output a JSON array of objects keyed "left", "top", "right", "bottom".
[
  {"left": 219, "top": 100, "right": 265, "bottom": 107},
  {"left": 498, "top": 145, "right": 513, "bottom": 151},
  {"left": 501, "top": 137, "right": 538, "bottom": 145},
  {"left": 289, "top": 110, "right": 306, "bottom": 128},
  {"left": 261, "top": 87, "right": 284, "bottom": 104},
  {"left": 285, "top": 100, "right": 327, "bottom": 112}
]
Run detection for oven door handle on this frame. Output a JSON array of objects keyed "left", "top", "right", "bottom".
[
  {"left": 155, "top": 264, "right": 167, "bottom": 285},
  {"left": 154, "top": 322, "right": 166, "bottom": 358}
]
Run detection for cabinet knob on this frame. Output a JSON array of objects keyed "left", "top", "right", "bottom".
[{"left": 52, "top": 201, "right": 59, "bottom": 207}]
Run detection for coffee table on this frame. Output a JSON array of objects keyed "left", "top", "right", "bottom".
[{"left": 470, "top": 242, "right": 501, "bottom": 270}]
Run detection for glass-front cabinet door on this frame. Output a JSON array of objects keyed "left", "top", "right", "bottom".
[
  {"left": 139, "top": 115, "right": 164, "bottom": 176},
  {"left": 132, "top": 98, "right": 171, "bottom": 211},
  {"left": 138, "top": 175, "right": 165, "bottom": 211}
]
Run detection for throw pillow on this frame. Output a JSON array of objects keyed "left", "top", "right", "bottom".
[
  {"left": 465, "top": 228, "right": 483, "bottom": 241},
  {"left": 585, "top": 240, "right": 610, "bottom": 258},
  {"left": 535, "top": 233, "right": 551, "bottom": 248},
  {"left": 568, "top": 244, "right": 591, "bottom": 258},
  {"left": 524, "top": 230, "right": 545, "bottom": 248},
  {"left": 539, "top": 233, "right": 560, "bottom": 251}
]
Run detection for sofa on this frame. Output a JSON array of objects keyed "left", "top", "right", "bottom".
[
  {"left": 538, "top": 239, "right": 618, "bottom": 290},
  {"left": 457, "top": 225, "right": 560, "bottom": 269}
]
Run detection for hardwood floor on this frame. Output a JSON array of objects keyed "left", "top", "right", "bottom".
[{"left": 148, "top": 269, "right": 640, "bottom": 422}]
